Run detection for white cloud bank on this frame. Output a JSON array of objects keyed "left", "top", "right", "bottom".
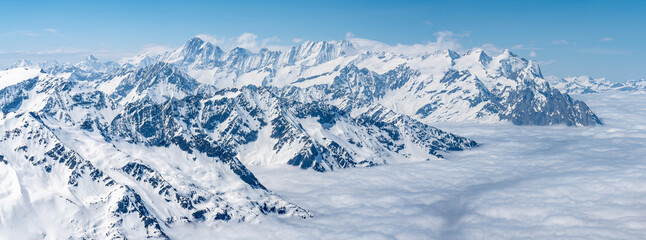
[
  {"left": 344, "top": 30, "right": 470, "bottom": 57},
  {"left": 600, "top": 37, "right": 613, "bottom": 42},
  {"left": 168, "top": 92, "right": 646, "bottom": 239}
]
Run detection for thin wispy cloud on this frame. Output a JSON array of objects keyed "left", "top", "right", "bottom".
[
  {"left": 478, "top": 43, "right": 503, "bottom": 55},
  {"left": 42, "top": 28, "right": 64, "bottom": 37},
  {"left": 600, "top": 37, "right": 613, "bottom": 42},
  {"left": 423, "top": 21, "right": 433, "bottom": 26},
  {"left": 34, "top": 48, "right": 86, "bottom": 55},
  {"left": 510, "top": 44, "right": 541, "bottom": 51},
  {"left": 450, "top": 31, "right": 471, "bottom": 38},
  {"left": 5, "top": 30, "right": 40, "bottom": 37},
  {"left": 511, "top": 44, "right": 524, "bottom": 49},
  {"left": 428, "top": 31, "right": 464, "bottom": 49},
  {"left": 5, "top": 29, "right": 65, "bottom": 38},
  {"left": 195, "top": 33, "right": 289, "bottom": 52},
  {"left": 140, "top": 44, "right": 172, "bottom": 55},
  {"left": 551, "top": 40, "right": 569, "bottom": 45},
  {"left": 261, "top": 36, "right": 281, "bottom": 48},
  {"left": 194, "top": 33, "right": 224, "bottom": 45},
  {"left": 191, "top": 30, "right": 459, "bottom": 58},
  {"left": 0, "top": 47, "right": 124, "bottom": 68},
  {"left": 347, "top": 30, "right": 469, "bottom": 57},
  {"left": 538, "top": 60, "right": 555, "bottom": 65},
  {"left": 236, "top": 32, "right": 259, "bottom": 49},
  {"left": 472, "top": 42, "right": 543, "bottom": 59},
  {"left": 184, "top": 31, "right": 499, "bottom": 60},
  {"left": 579, "top": 48, "right": 629, "bottom": 55}
]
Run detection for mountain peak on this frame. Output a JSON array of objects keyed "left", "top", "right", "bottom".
[
  {"left": 500, "top": 49, "right": 517, "bottom": 58},
  {"left": 179, "top": 36, "right": 223, "bottom": 55},
  {"left": 230, "top": 46, "right": 251, "bottom": 55},
  {"left": 185, "top": 36, "right": 207, "bottom": 48},
  {"left": 338, "top": 39, "right": 356, "bottom": 48},
  {"left": 466, "top": 49, "right": 492, "bottom": 65},
  {"left": 430, "top": 49, "right": 460, "bottom": 60},
  {"left": 162, "top": 36, "right": 224, "bottom": 68},
  {"left": 85, "top": 54, "right": 98, "bottom": 62},
  {"left": 9, "top": 59, "right": 35, "bottom": 69}
]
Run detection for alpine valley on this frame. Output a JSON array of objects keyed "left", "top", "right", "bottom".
[{"left": 0, "top": 36, "right": 603, "bottom": 238}]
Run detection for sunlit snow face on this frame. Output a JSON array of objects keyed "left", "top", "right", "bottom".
[{"left": 168, "top": 92, "right": 646, "bottom": 239}]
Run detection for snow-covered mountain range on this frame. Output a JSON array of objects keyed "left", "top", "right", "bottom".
[
  {"left": 547, "top": 75, "right": 646, "bottom": 94},
  {"left": 0, "top": 36, "right": 602, "bottom": 238}
]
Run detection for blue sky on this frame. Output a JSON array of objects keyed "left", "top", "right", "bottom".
[{"left": 0, "top": 0, "right": 644, "bottom": 81}]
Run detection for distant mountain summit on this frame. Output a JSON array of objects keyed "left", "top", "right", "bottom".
[
  {"left": 8, "top": 59, "right": 35, "bottom": 69},
  {"left": 548, "top": 75, "right": 646, "bottom": 94},
  {"left": 162, "top": 37, "right": 225, "bottom": 68},
  {"left": 152, "top": 36, "right": 602, "bottom": 126}
]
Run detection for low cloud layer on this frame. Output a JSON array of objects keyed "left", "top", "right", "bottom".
[{"left": 170, "top": 92, "right": 646, "bottom": 239}]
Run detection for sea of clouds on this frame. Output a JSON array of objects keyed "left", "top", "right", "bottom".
[{"left": 170, "top": 92, "right": 646, "bottom": 239}]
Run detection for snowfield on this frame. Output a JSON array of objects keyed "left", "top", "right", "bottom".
[
  {"left": 0, "top": 35, "right": 642, "bottom": 239},
  {"left": 168, "top": 91, "right": 646, "bottom": 239}
]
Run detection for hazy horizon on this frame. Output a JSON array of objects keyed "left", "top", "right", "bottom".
[{"left": 1, "top": 0, "right": 645, "bottom": 81}]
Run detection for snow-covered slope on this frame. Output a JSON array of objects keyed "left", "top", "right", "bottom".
[
  {"left": 0, "top": 73, "right": 313, "bottom": 238},
  {"left": 0, "top": 66, "right": 42, "bottom": 90},
  {"left": 0, "top": 39, "right": 480, "bottom": 237},
  {"left": 0, "top": 35, "right": 609, "bottom": 238},
  {"left": 118, "top": 37, "right": 601, "bottom": 126}
]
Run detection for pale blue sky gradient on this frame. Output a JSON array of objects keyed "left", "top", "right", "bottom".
[{"left": 0, "top": 0, "right": 644, "bottom": 81}]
